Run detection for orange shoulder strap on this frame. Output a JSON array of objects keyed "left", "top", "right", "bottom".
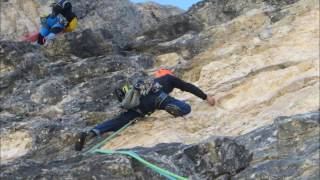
[{"left": 154, "top": 68, "right": 174, "bottom": 78}]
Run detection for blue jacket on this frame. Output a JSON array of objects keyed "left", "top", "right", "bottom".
[{"left": 43, "top": 14, "right": 66, "bottom": 29}]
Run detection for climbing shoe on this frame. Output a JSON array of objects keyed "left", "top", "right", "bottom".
[{"left": 75, "top": 132, "right": 87, "bottom": 151}]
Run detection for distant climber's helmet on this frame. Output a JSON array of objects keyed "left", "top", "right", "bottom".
[
  {"left": 50, "top": 2, "right": 63, "bottom": 15},
  {"left": 57, "top": 0, "right": 72, "bottom": 10}
]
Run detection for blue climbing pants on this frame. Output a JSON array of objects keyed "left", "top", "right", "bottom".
[{"left": 91, "top": 96, "right": 191, "bottom": 135}]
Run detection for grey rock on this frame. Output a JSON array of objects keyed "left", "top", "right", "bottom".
[
  {"left": 31, "top": 79, "right": 65, "bottom": 105},
  {"left": 187, "top": 0, "right": 299, "bottom": 26},
  {"left": 234, "top": 112, "right": 320, "bottom": 179},
  {"left": 0, "top": 137, "right": 252, "bottom": 180},
  {"left": 44, "top": 29, "right": 114, "bottom": 58},
  {"left": 135, "top": 1, "right": 184, "bottom": 31},
  {"left": 0, "top": 1, "right": 318, "bottom": 180},
  {"left": 0, "top": 0, "right": 184, "bottom": 41},
  {"left": 0, "top": 40, "right": 154, "bottom": 130},
  {"left": 1, "top": 112, "right": 318, "bottom": 179},
  {"left": 129, "top": 0, "right": 301, "bottom": 60},
  {"left": 129, "top": 14, "right": 204, "bottom": 56}
]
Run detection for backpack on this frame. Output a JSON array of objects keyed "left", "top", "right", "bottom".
[
  {"left": 120, "top": 87, "right": 141, "bottom": 110},
  {"left": 114, "top": 78, "right": 162, "bottom": 110}
]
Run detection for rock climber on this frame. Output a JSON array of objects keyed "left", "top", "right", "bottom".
[
  {"left": 75, "top": 69, "right": 216, "bottom": 151},
  {"left": 36, "top": 0, "right": 77, "bottom": 46}
]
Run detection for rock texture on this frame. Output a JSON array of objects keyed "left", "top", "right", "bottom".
[
  {"left": 1, "top": 136, "right": 252, "bottom": 179},
  {"left": 129, "top": 0, "right": 302, "bottom": 57},
  {"left": 1, "top": 112, "right": 318, "bottom": 179},
  {"left": 0, "top": 40, "right": 154, "bottom": 163},
  {"left": 135, "top": 1, "right": 183, "bottom": 31},
  {"left": 0, "top": 0, "right": 182, "bottom": 40},
  {"left": 0, "top": 0, "right": 319, "bottom": 179},
  {"left": 234, "top": 112, "right": 320, "bottom": 179},
  {"left": 187, "top": 0, "right": 300, "bottom": 27},
  {"left": 102, "top": 0, "right": 319, "bottom": 150}
]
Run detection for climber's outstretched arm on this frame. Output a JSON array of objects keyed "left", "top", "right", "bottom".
[{"left": 168, "top": 75, "right": 215, "bottom": 106}]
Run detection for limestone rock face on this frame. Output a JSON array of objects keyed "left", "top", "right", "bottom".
[
  {"left": 130, "top": 0, "right": 302, "bottom": 58},
  {"left": 0, "top": 39, "right": 154, "bottom": 163},
  {"left": 0, "top": 130, "right": 32, "bottom": 164},
  {"left": 103, "top": 0, "right": 319, "bottom": 151},
  {"left": 1, "top": 0, "right": 141, "bottom": 39},
  {"left": 0, "top": 0, "right": 319, "bottom": 179},
  {"left": 42, "top": 29, "right": 115, "bottom": 58},
  {"left": 0, "top": 0, "right": 183, "bottom": 40},
  {"left": 1, "top": 112, "right": 318, "bottom": 179},
  {"left": 187, "top": 0, "right": 299, "bottom": 27},
  {"left": 30, "top": 79, "right": 65, "bottom": 105},
  {"left": 130, "top": 14, "right": 204, "bottom": 55},
  {"left": 0, "top": 135, "right": 253, "bottom": 179},
  {"left": 135, "top": 1, "right": 184, "bottom": 31},
  {"left": 0, "top": 0, "right": 48, "bottom": 40},
  {"left": 234, "top": 112, "right": 320, "bottom": 179}
]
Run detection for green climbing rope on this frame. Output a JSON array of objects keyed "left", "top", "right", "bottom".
[
  {"left": 94, "top": 149, "right": 188, "bottom": 180},
  {"left": 85, "top": 119, "right": 189, "bottom": 180},
  {"left": 85, "top": 119, "right": 137, "bottom": 154}
]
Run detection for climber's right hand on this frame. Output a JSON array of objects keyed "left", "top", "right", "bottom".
[{"left": 206, "top": 96, "right": 216, "bottom": 106}]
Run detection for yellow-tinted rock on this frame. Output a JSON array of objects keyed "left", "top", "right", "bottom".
[
  {"left": 0, "top": 131, "right": 32, "bottom": 164},
  {"left": 102, "top": 0, "right": 319, "bottom": 150},
  {"left": 155, "top": 53, "right": 183, "bottom": 68}
]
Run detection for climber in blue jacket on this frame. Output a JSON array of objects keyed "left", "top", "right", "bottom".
[
  {"left": 36, "top": 0, "right": 77, "bottom": 45},
  {"left": 36, "top": 14, "right": 66, "bottom": 45}
]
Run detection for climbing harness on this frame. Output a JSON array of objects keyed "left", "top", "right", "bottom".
[
  {"left": 86, "top": 120, "right": 188, "bottom": 180},
  {"left": 117, "top": 78, "right": 164, "bottom": 110}
]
